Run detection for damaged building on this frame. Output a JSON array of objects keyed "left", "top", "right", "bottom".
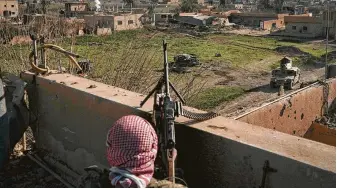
[
  {"left": 0, "top": 0, "right": 18, "bottom": 18},
  {"left": 153, "top": 13, "right": 174, "bottom": 25},
  {"left": 229, "top": 12, "right": 289, "bottom": 30},
  {"left": 62, "top": 2, "right": 95, "bottom": 18},
  {"left": 84, "top": 13, "right": 143, "bottom": 35},
  {"left": 283, "top": 15, "right": 323, "bottom": 38},
  {"left": 175, "top": 14, "right": 217, "bottom": 26}
]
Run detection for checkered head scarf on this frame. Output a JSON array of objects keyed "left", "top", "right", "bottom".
[{"left": 106, "top": 115, "right": 158, "bottom": 188}]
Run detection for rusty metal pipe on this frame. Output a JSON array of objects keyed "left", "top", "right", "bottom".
[
  {"left": 27, "top": 153, "right": 74, "bottom": 188},
  {"left": 49, "top": 46, "right": 80, "bottom": 59}
]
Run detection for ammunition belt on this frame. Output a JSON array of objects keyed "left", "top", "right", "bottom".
[{"left": 181, "top": 108, "right": 220, "bottom": 121}]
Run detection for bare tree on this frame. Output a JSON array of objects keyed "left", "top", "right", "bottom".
[
  {"left": 179, "top": 0, "right": 200, "bottom": 12},
  {"left": 258, "top": 0, "right": 272, "bottom": 9},
  {"left": 123, "top": 0, "right": 134, "bottom": 6},
  {"left": 220, "top": 0, "right": 232, "bottom": 7},
  {"left": 274, "top": 0, "right": 284, "bottom": 13}
]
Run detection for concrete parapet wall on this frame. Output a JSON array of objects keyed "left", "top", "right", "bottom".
[
  {"left": 238, "top": 80, "right": 336, "bottom": 137},
  {"left": 21, "top": 72, "right": 336, "bottom": 187}
]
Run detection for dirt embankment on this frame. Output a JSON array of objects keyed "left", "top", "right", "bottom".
[{"left": 275, "top": 46, "right": 310, "bottom": 56}]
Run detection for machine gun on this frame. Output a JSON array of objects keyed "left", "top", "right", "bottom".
[{"left": 140, "top": 40, "right": 219, "bottom": 185}]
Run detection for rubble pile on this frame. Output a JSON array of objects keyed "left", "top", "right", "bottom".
[
  {"left": 326, "top": 99, "right": 336, "bottom": 128},
  {"left": 315, "top": 99, "right": 336, "bottom": 128},
  {"left": 321, "top": 51, "right": 336, "bottom": 62},
  {"left": 0, "top": 155, "right": 65, "bottom": 188},
  {"left": 0, "top": 128, "right": 65, "bottom": 187}
]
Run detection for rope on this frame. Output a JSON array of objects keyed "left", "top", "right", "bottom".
[{"left": 29, "top": 44, "right": 82, "bottom": 74}]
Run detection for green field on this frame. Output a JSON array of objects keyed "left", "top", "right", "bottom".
[
  {"left": 188, "top": 86, "right": 245, "bottom": 110},
  {"left": 1, "top": 29, "right": 334, "bottom": 110}
]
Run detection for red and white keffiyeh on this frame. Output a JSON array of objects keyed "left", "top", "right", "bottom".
[{"left": 106, "top": 115, "right": 158, "bottom": 188}]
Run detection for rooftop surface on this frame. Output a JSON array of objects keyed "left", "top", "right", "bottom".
[{"left": 284, "top": 15, "right": 322, "bottom": 23}]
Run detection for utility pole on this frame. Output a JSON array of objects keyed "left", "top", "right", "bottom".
[
  {"left": 322, "top": 0, "right": 330, "bottom": 119},
  {"left": 324, "top": 0, "right": 329, "bottom": 81}
]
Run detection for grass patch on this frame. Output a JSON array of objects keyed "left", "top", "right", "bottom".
[
  {"left": 188, "top": 86, "right": 245, "bottom": 110},
  {"left": 3, "top": 30, "right": 332, "bottom": 75},
  {"left": 269, "top": 61, "right": 280, "bottom": 69},
  {"left": 208, "top": 34, "right": 334, "bottom": 60}
]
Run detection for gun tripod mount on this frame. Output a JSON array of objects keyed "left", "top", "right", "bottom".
[
  {"left": 139, "top": 77, "right": 185, "bottom": 112},
  {"left": 140, "top": 40, "right": 185, "bottom": 107}
]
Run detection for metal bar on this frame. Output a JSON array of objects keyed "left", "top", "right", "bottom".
[
  {"left": 42, "top": 155, "right": 80, "bottom": 180},
  {"left": 169, "top": 82, "right": 186, "bottom": 104},
  {"left": 140, "top": 79, "right": 162, "bottom": 107},
  {"left": 33, "top": 39, "right": 38, "bottom": 66},
  {"left": 40, "top": 37, "right": 46, "bottom": 69},
  {"left": 27, "top": 153, "right": 74, "bottom": 188}
]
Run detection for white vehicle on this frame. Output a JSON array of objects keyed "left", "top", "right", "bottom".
[{"left": 270, "top": 57, "right": 301, "bottom": 90}]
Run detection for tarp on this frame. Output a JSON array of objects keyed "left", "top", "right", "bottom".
[
  {"left": 0, "top": 75, "right": 30, "bottom": 170},
  {"left": 0, "top": 79, "right": 9, "bottom": 171}
]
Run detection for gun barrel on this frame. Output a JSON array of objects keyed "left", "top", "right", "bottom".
[{"left": 163, "top": 40, "right": 170, "bottom": 95}]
